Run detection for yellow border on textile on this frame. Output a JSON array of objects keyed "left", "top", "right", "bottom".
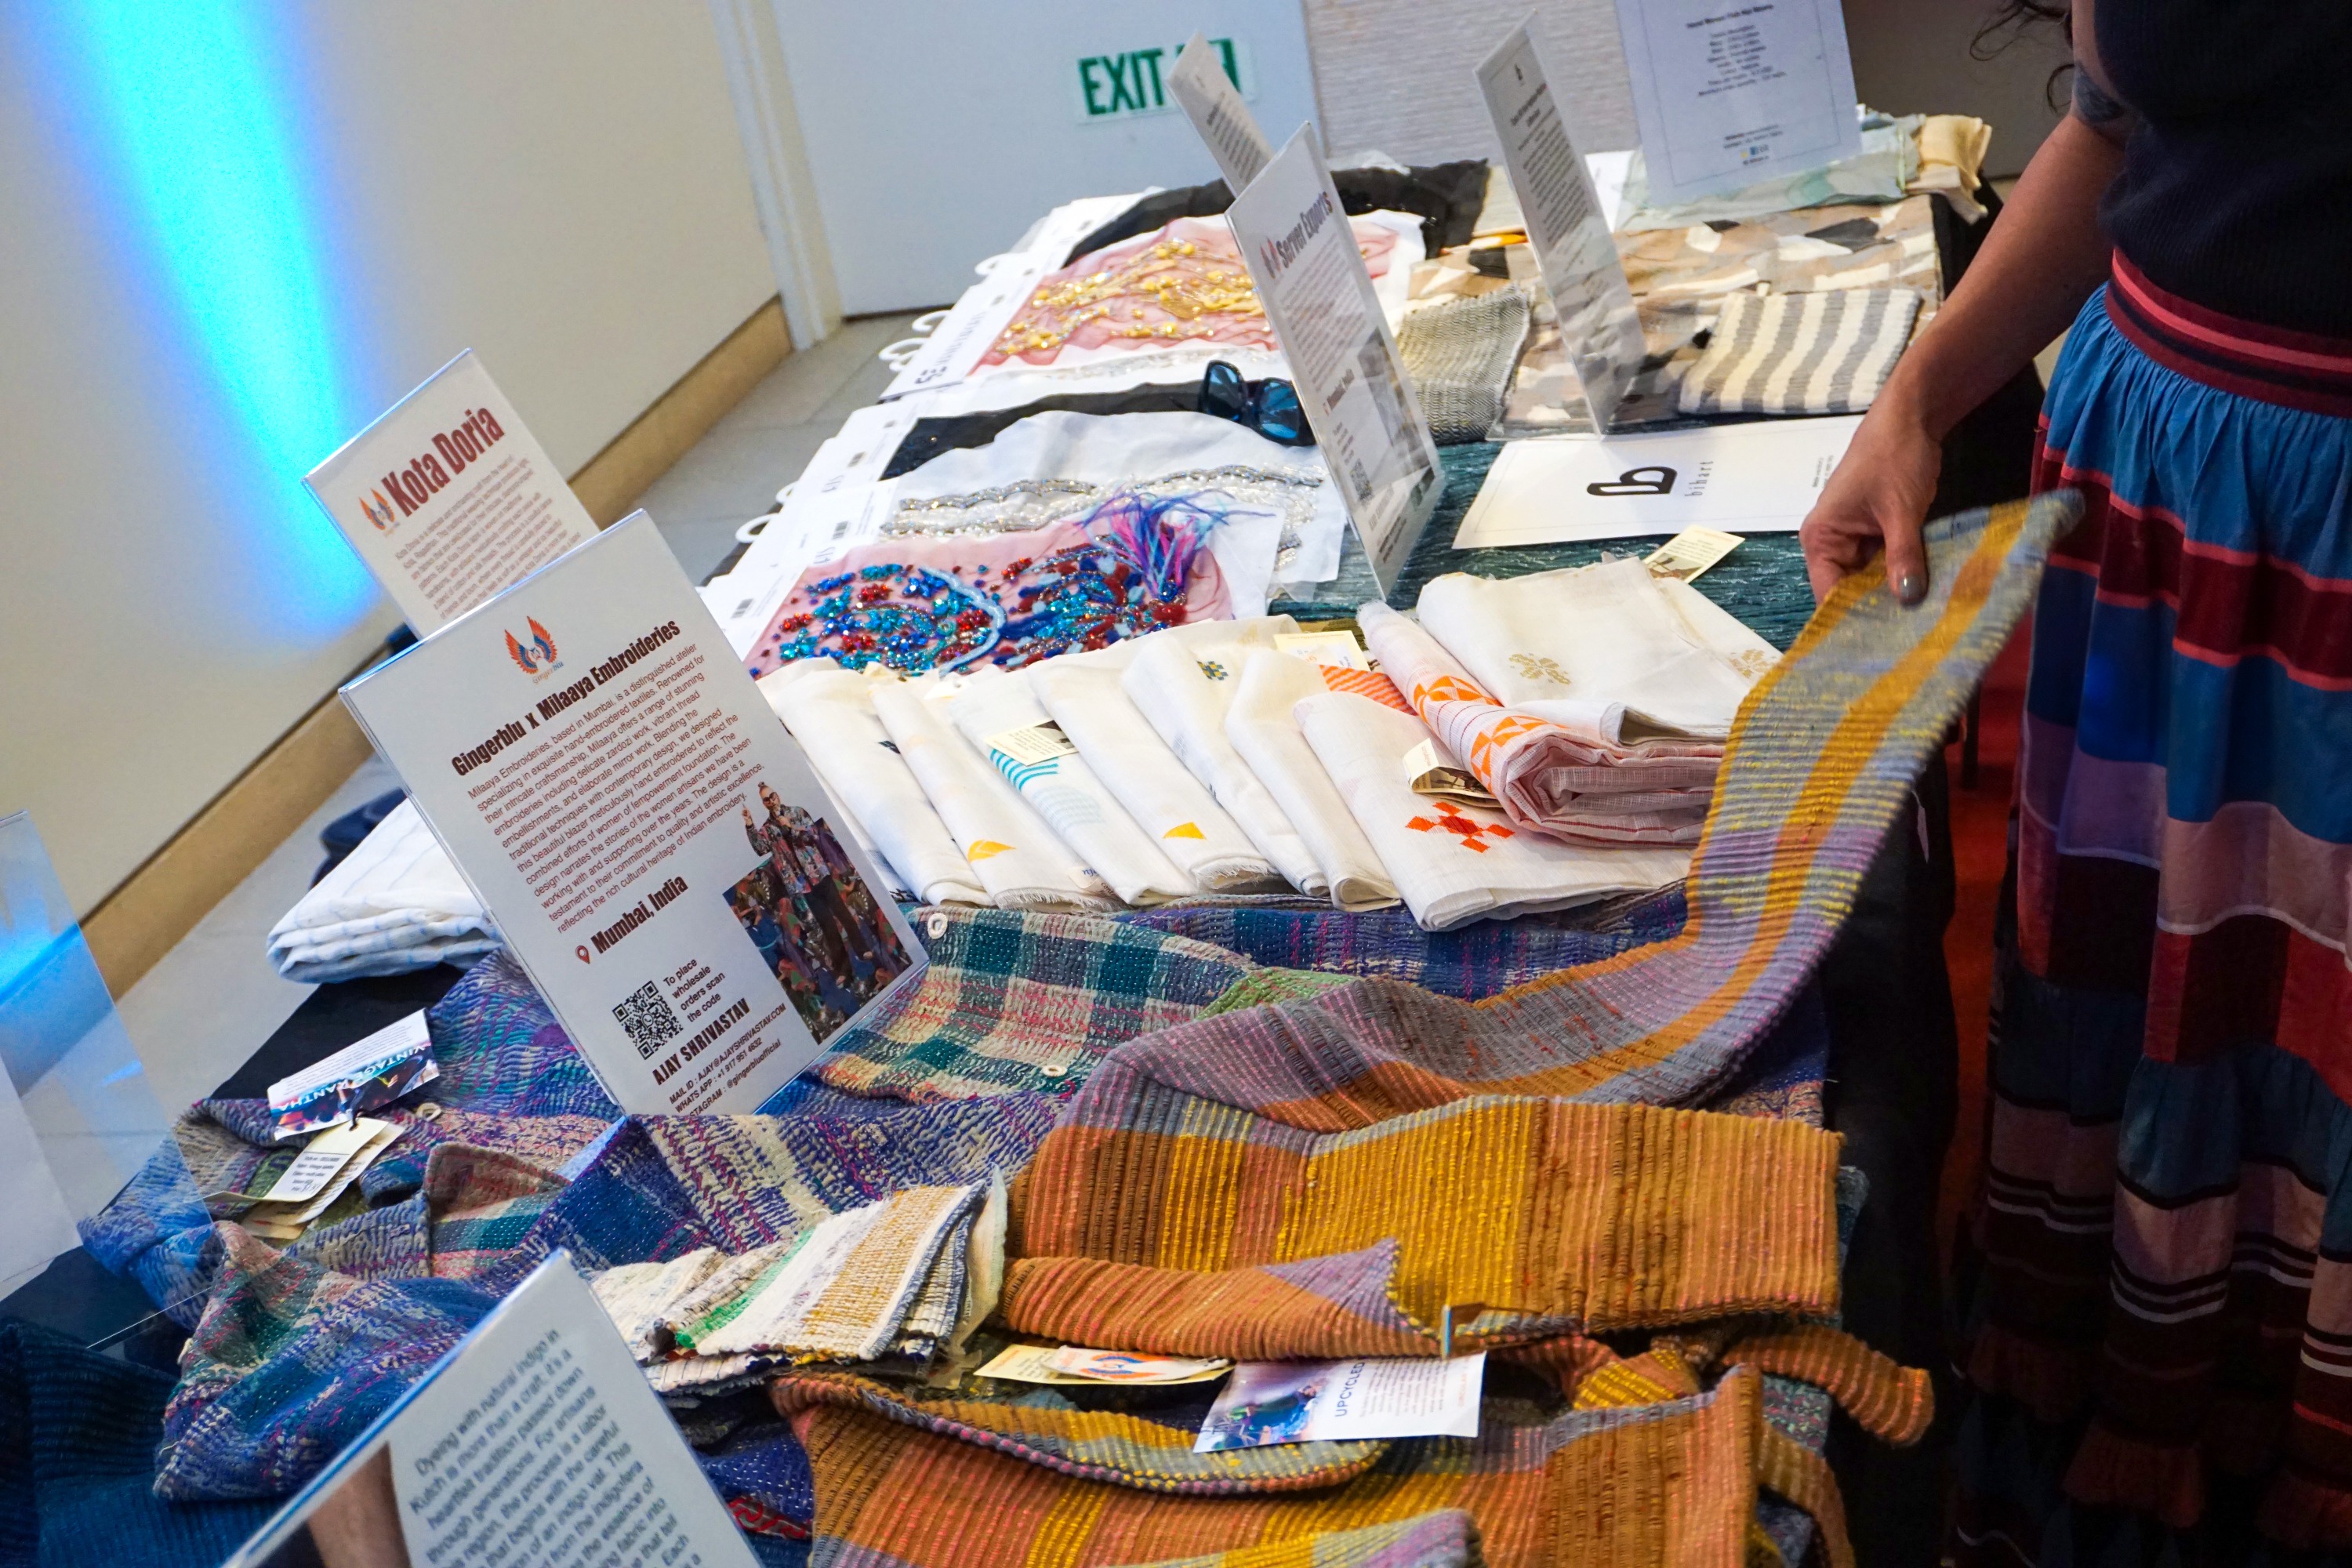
[{"left": 1458, "top": 500, "right": 2033, "bottom": 1080}]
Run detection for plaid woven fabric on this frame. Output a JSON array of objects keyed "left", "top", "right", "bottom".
[
  {"left": 811, "top": 908, "right": 1258, "bottom": 1102},
  {"left": 1120, "top": 898, "right": 1685, "bottom": 1000},
  {"left": 1072, "top": 498, "right": 2070, "bottom": 1117},
  {"left": 771, "top": 1364, "right": 1787, "bottom": 1566}
]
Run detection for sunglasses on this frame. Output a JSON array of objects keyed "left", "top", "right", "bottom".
[{"left": 1199, "top": 361, "right": 1313, "bottom": 446}]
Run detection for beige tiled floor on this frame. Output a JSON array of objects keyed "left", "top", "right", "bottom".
[{"left": 107, "top": 314, "right": 919, "bottom": 1109}]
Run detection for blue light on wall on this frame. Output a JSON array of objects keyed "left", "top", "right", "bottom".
[{"left": 47, "top": 0, "right": 379, "bottom": 635}]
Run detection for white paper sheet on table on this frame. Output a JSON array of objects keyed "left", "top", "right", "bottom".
[{"left": 1451, "top": 416, "right": 1862, "bottom": 547}]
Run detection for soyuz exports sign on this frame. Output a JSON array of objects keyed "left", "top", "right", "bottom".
[{"left": 1073, "top": 38, "right": 1251, "bottom": 122}]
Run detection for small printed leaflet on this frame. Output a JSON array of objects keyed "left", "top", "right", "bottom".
[
  {"left": 341, "top": 514, "right": 926, "bottom": 1116},
  {"left": 305, "top": 350, "right": 599, "bottom": 634},
  {"left": 1195, "top": 1353, "right": 1486, "bottom": 1452},
  {"left": 975, "top": 1345, "right": 1232, "bottom": 1386},
  {"left": 1645, "top": 527, "right": 1745, "bottom": 582},
  {"left": 1475, "top": 17, "right": 1646, "bottom": 428},
  {"left": 1613, "top": 0, "right": 1864, "bottom": 205},
  {"left": 223, "top": 1252, "right": 758, "bottom": 1568},
  {"left": 1454, "top": 416, "right": 1862, "bottom": 548},
  {"left": 1227, "top": 127, "right": 1442, "bottom": 597},
  {"left": 269, "top": 1011, "right": 437, "bottom": 1141}
]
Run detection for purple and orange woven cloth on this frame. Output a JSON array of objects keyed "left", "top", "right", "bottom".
[{"left": 64, "top": 495, "right": 2064, "bottom": 1565}]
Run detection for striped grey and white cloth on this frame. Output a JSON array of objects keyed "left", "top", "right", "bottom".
[{"left": 1676, "top": 286, "right": 1922, "bottom": 416}]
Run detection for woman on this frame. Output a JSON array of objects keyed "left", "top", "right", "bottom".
[{"left": 1801, "top": 1, "right": 2352, "bottom": 1553}]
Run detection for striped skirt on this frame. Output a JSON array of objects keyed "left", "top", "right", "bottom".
[{"left": 1959, "top": 253, "right": 2352, "bottom": 1558}]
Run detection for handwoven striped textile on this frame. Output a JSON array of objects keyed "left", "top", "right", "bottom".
[
  {"left": 1035, "top": 496, "right": 2070, "bottom": 1120},
  {"left": 771, "top": 1363, "right": 1789, "bottom": 1567},
  {"left": 1010, "top": 1097, "right": 1842, "bottom": 1346},
  {"left": 810, "top": 909, "right": 1258, "bottom": 1102},
  {"left": 1675, "top": 288, "right": 1922, "bottom": 417}
]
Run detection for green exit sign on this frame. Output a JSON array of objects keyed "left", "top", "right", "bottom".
[{"left": 1073, "top": 38, "right": 1252, "bottom": 122}]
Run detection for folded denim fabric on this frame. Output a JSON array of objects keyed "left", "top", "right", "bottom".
[{"left": 758, "top": 659, "right": 987, "bottom": 906}]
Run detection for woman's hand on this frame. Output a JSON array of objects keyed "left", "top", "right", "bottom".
[{"left": 1799, "top": 397, "right": 1944, "bottom": 604}]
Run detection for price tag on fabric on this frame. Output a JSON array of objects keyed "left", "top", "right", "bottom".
[
  {"left": 1644, "top": 527, "right": 1744, "bottom": 582},
  {"left": 254, "top": 1117, "right": 391, "bottom": 1207},
  {"left": 1274, "top": 630, "right": 1370, "bottom": 670},
  {"left": 1227, "top": 127, "right": 1443, "bottom": 599},
  {"left": 985, "top": 721, "right": 1080, "bottom": 768},
  {"left": 306, "top": 350, "right": 600, "bottom": 635},
  {"left": 268, "top": 1010, "right": 437, "bottom": 1141},
  {"left": 1475, "top": 18, "right": 1647, "bottom": 430},
  {"left": 1170, "top": 31, "right": 1273, "bottom": 192},
  {"left": 975, "top": 1345, "right": 1232, "bottom": 1386},
  {"left": 340, "top": 514, "right": 927, "bottom": 1116},
  {"left": 1195, "top": 1353, "right": 1486, "bottom": 1450}
]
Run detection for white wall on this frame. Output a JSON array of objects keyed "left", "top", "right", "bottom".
[{"left": 0, "top": 1, "right": 775, "bottom": 915}]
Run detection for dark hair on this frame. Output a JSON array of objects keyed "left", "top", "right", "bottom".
[{"left": 1974, "top": 0, "right": 2075, "bottom": 108}]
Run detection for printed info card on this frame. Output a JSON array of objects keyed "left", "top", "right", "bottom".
[{"left": 343, "top": 514, "right": 924, "bottom": 1116}]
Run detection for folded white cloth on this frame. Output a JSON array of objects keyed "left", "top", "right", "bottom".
[
  {"left": 1415, "top": 558, "right": 1778, "bottom": 741},
  {"left": 267, "top": 800, "right": 499, "bottom": 982},
  {"left": 757, "top": 660, "right": 987, "bottom": 907},
  {"left": 1120, "top": 619, "right": 1327, "bottom": 896},
  {"left": 1225, "top": 651, "right": 1401, "bottom": 911},
  {"left": 946, "top": 670, "right": 1191, "bottom": 907},
  {"left": 1295, "top": 691, "right": 1689, "bottom": 931},
  {"left": 1030, "top": 660, "right": 1282, "bottom": 894},
  {"left": 1357, "top": 603, "right": 1718, "bottom": 847},
  {"left": 869, "top": 677, "right": 1113, "bottom": 912}
]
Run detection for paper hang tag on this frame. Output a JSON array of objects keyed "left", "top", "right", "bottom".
[
  {"left": 975, "top": 1344, "right": 1232, "bottom": 1387},
  {"left": 1644, "top": 527, "right": 1744, "bottom": 583},
  {"left": 247, "top": 1117, "right": 392, "bottom": 1207},
  {"left": 986, "top": 720, "right": 1079, "bottom": 768},
  {"left": 268, "top": 1010, "right": 437, "bottom": 1141},
  {"left": 1275, "top": 630, "right": 1371, "bottom": 671},
  {"left": 1402, "top": 739, "right": 1500, "bottom": 808}
]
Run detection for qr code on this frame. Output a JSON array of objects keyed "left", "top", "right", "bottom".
[{"left": 612, "top": 982, "right": 682, "bottom": 1060}]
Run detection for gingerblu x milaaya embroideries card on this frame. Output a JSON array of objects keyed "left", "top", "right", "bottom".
[{"left": 343, "top": 513, "right": 925, "bottom": 1116}]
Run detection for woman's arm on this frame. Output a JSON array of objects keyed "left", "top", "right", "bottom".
[{"left": 1798, "top": 109, "right": 2126, "bottom": 602}]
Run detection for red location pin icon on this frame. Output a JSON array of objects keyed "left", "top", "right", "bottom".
[{"left": 575, "top": 946, "right": 591, "bottom": 964}]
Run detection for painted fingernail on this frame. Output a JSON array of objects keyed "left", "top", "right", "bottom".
[{"left": 1896, "top": 571, "right": 1925, "bottom": 604}]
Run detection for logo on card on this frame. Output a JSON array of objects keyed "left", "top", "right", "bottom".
[
  {"left": 1587, "top": 466, "right": 1677, "bottom": 498},
  {"left": 359, "top": 489, "right": 398, "bottom": 532},
  {"left": 505, "top": 617, "right": 561, "bottom": 677}
]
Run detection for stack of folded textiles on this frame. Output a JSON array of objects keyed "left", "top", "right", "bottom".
[
  {"left": 748, "top": 554, "right": 1780, "bottom": 931},
  {"left": 67, "top": 499, "right": 2063, "bottom": 1566}
]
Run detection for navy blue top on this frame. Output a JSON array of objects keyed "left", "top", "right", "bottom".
[{"left": 2094, "top": 0, "right": 2352, "bottom": 336}]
